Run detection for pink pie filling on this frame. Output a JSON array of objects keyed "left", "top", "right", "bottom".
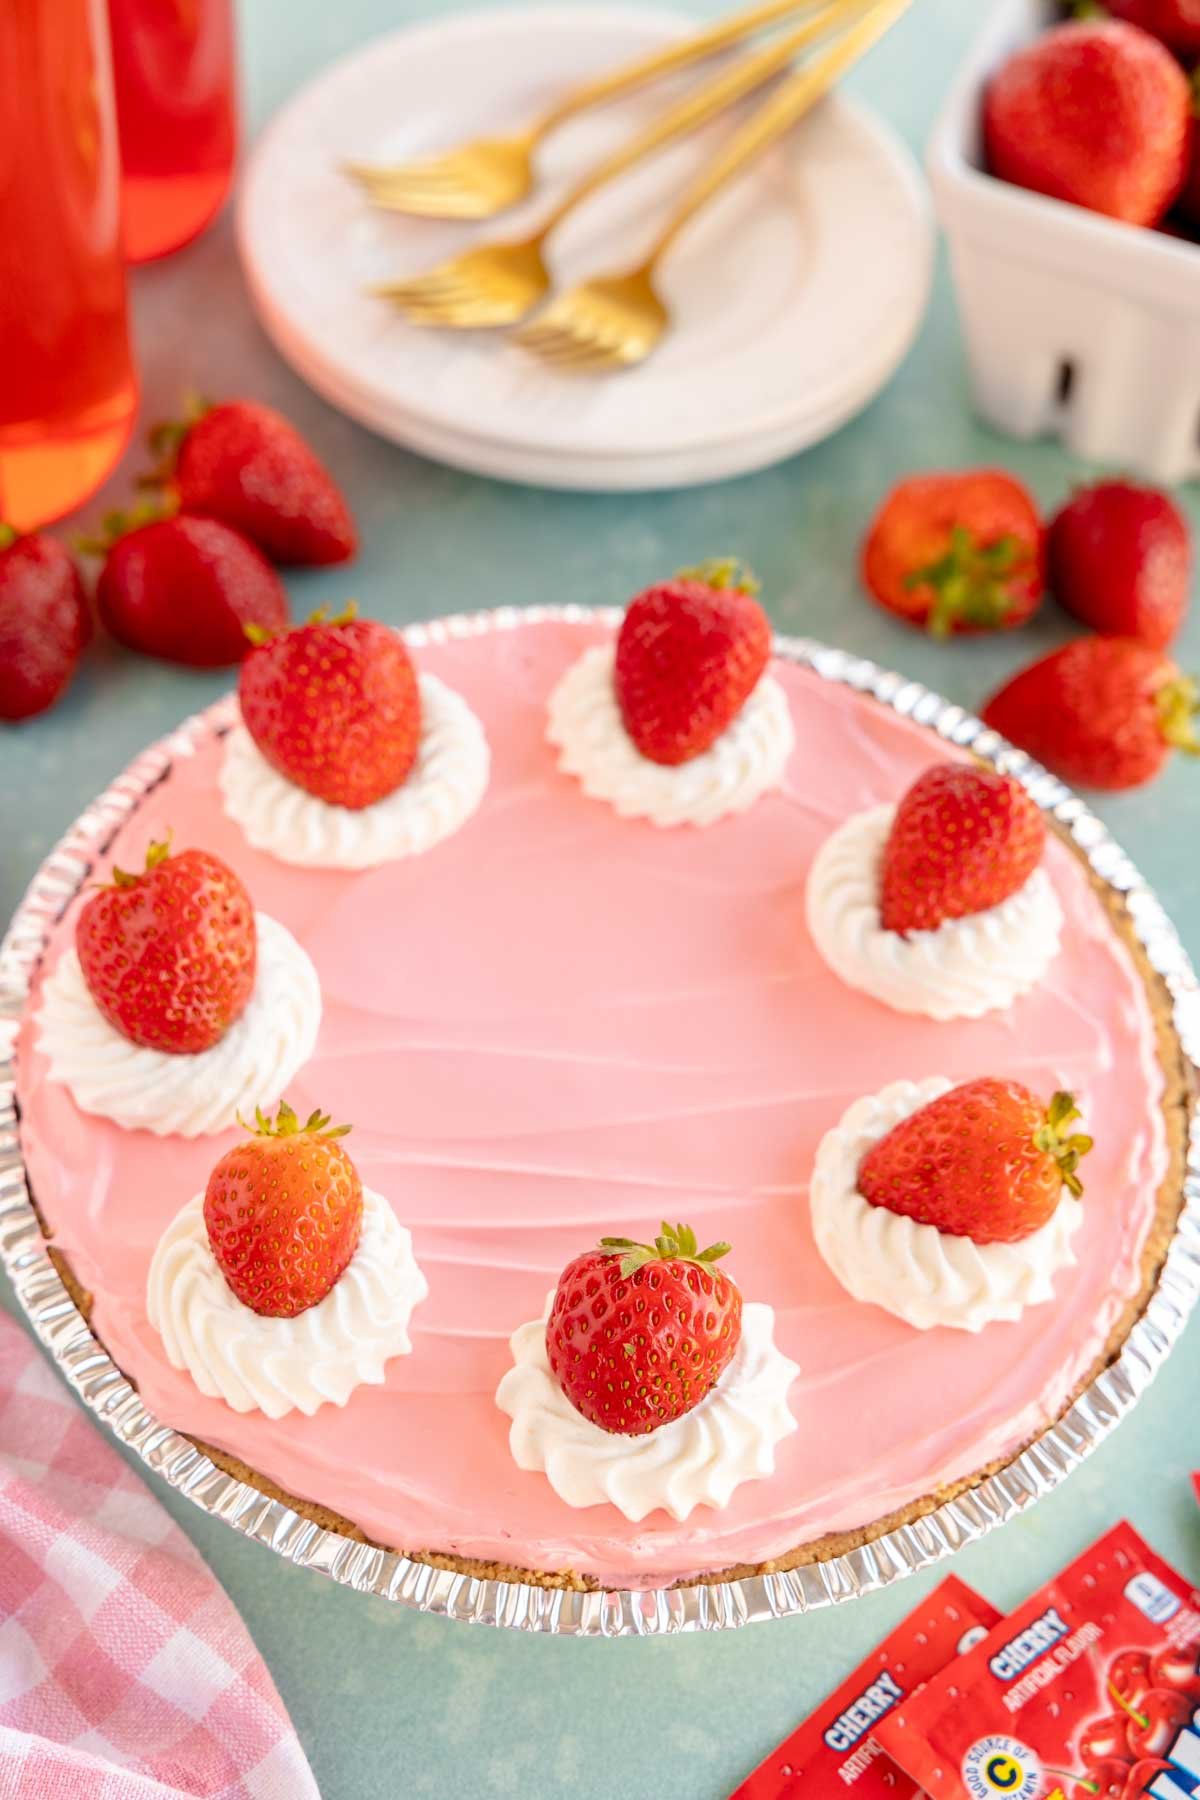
[{"left": 16, "top": 618, "right": 1169, "bottom": 1588}]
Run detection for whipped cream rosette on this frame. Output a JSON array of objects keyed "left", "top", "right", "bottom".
[
  {"left": 221, "top": 607, "right": 488, "bottom": 869},
  {"left": 807, "top": 762, "right": 1062, "bottom": 1020},
  {"left": 547, "top": 564, "right": 793, "bottom": 827},
  {"left": 148, "top": 1102, "right": 427, "bottom": 1418},
  {"left": 810, "top": 1076, "right": 1092, "bottom": 1332},
  {"left": 36, "top": 838, "right": 319, "bottom": 1137},
  {"left": 496, "top": 1223, "right": 798, "bottom": 1521}
]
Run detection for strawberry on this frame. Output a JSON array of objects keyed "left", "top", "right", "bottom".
[
  {"left": 861, "top": 471, "right": 1043, "bottom": 637},
  {"left": 983, "top": 636, "right": 1199, "bottom": 790},
  {"left": 76, "top": 839, "right": 256, "bottom": 1054},
  {"left": 89, "top": 510, "right": 289, "bottom": 667},
  {"left": 545, "top": 1222, "right": 743, "bottom": 1435},
  {"left": 858, "top": 1080, "right": 1092, "bottom": 1245},
  {"left": 154, "top": 399, "right": 357, "bottom": 566},
  {"left": 879, "top": 763, "right": 1046, "bottom": 934},
  {"left": 238, "top": 605, "right": 421, "bottom": 809},
  {"left": 983, "top": 21, "right": 1192, "bottom": 228},
  {"left": 203, "top": 1102, "right": 362, "bottom": 1318},
  {"left": 1048, "top": 479, "right": 1190, "bottom": 650},
  {"left": 1108, "top": 0, "right": 1200, "bottom": 56},
  {"left": 613, "top": 559, "right": 771, "bottom": 765},
  {"left": 0, "top": 527, "right": 90, "bottom": 721}
]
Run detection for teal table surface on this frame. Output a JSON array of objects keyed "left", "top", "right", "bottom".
[{"left": 4, "top": 1, "right": 1200, "bottom": 1794}]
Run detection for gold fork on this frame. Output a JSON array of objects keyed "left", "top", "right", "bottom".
[
  {"left": 518, "top": 0, "right": 913, "bottom": 373},
  {"left": 345, "top": 0, "right": 835, "bottom": 219},
  {"left": 373, "top": 0, "right": 876, "bottom": 329}
]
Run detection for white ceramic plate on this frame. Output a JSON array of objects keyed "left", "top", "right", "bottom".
[
  {"left": 238, "top": 5, "right": 933, "bottom": 485},
  {"left": 252, "top": 272, "right": 913, "bottom": 489}
]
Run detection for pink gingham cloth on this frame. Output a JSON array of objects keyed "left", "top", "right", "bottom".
[{"left": 0, "top": 1309, "right": 320, "bottom": 1799}]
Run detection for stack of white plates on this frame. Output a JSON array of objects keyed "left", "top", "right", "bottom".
[{"left": 238, "top": 6, "right": 934, "bottom": 492}]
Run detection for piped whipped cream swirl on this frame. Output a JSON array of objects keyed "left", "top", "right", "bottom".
[
  {"left": 147, "top": 1187, "right": 428, "bottom": 1418},
  {"left": 810, "top": 1076, "right": 1082, "bottom": 1332},
  {"left": 806, "top": 803, "right": 1063, "bottom": 1020},
  {"left": 35, "top": 912, "right": 320, "bottom": 1138},
  {"left": 546, "top": 644, "right": 794, "bottom": 828},
  {"left": 495, "top": 1297, "right": 798, "bottom": 1521},
  {"left": 220, "top": 673, "right": 489, "bottom": 869}
]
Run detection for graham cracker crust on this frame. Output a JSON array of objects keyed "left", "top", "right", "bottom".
[{"left": 24, "top": 836, "right": 1196, "bottom": 1596}]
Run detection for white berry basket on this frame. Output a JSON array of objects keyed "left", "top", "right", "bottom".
[{"left": 927, "top": 0, "right": 1200, "bottom": 486}]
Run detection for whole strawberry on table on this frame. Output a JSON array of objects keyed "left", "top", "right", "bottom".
[
  {"left": 82, "top": 396, "right": 360, "bottom": 669},
  {"left": 0, "top": 525, "right": 90, "bottom": 721},
  {"left": 984, "top": 637, "right": 1199, "bottom": 791},
  {"left": 148, "top": 397, "right": 358, "bottom": 568},
  {"left": 86, "top": 505, "right": 289, "bottom": 668},
  {"left": 861, "top": 470, "right": 1044, "bottom": 636},
  {"left": 858, "top": 462, "right": 1197, "bottom": 792},
  {"left": 1048, "top": 478, "right": 1190, "bottom": 650}
]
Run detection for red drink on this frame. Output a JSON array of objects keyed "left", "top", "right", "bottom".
[
  {"left": 108, "top": 0, "right": 238, "bottom": 263},
  {"left": 0, "top": 0, "right": 137, "bottom": 531}
]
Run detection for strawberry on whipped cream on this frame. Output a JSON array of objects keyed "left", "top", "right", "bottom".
[
  {"left": 497, "top": 1296, "right": 798, "bottom": 1521},
  {"left": 148, "top": 1104, "right": 428, "bottom": 1417},
  {"left": 547, "top": 565, "right": 794, "bottom": 827},
  {"left": 496, "top": 1225, "right": 799, "bottom": 1520},
  {"left": 221, "top": 673, "right": 489, "bottom": 869},
  {"left": 149, "top": 1187, "right": 427, "bottom": 1417},
  {"left": 36, "top": 839, "right": 320, "bottom": 1138},
  {"left": 811, "top": 1077, "right": 1087, "bottom": 1332},
  {"left": 221, "top": 609, "right": 488, "bottom": 868},
  {"left": 37, "top": 912, "right": 320, "bottom": 1137},
  {"left": 807, "top": 764, "right": 1063, "bottom": 1019}
]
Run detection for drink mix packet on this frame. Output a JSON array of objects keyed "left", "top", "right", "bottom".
[
  {"left": 730, "top": 1574, "right": 1002, "bottom": 1797},
  {"left": 874, "top": 1521, "right": 1200, "bottom": 1800}
]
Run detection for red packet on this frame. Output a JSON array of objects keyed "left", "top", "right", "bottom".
[
  {"left": 730, "top": 1574, "right": 1001, "bottom": 1798},
  {"left": 874, "top": 1522, "right": 1200, "bottom": 1800}
]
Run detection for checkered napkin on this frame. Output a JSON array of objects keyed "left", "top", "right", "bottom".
[{"left": 0, "top": 1309, "right": 319, "bottom": 1799}]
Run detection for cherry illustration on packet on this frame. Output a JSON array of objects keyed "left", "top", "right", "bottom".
[{"left": 873, "top": 1522, "right": 1200, "bottom": 1800}]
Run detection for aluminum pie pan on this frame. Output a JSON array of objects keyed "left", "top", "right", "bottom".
[{"left": 1, "top": 607, "right": 1199, "bottom": 1636}]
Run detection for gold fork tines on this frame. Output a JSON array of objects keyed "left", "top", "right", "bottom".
[
  {"left": 376, "top": 238, "right": 550, "bottom": 329},
  {"left": 373, "top": 0, "right": 872, "bottom": 331},
  {"left": 520, "top": 272, "right": 666, "bottom": 370},
  {"left": 346, "top": 0, "right": 832, "bottom": 219},
  {"left": 345, "top": 134, "right": 539, "bottom": 220},
  {"left": 517, "top": 0, "right": 914, "bottom": 374}
]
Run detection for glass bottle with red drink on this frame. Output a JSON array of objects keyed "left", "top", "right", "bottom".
[
  {"left": 107, "top": 0, "right": 238, "bottom": 263},
  {"left": 0, "top": 0, "right": 138, "bottom": 531}
]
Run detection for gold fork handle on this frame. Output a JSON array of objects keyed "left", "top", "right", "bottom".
[
  {"left": 536, "top": 0, "right": 831, "bottom": 136},
  {"left": 539, "top": 0, "right": 874, "bottom": 234},
  {"left": 648, "top": 0, "right": 914, "bottom": 261}
]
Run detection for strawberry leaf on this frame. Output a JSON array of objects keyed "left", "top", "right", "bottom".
[
  {"left": 596, "top": 1223, "right": 733, "bottom": 1275},
  {"left": 1033, "top": 1090, "right": 1093, "bottom": 1199},
  {"left": 1158, "top": 675, "right": 1200, "bottom": 755},
  {"left": 241, "top": 1099, "right": 353, "bottom": 1141},
  {"left": 673, "top": 556, "right": 760, "bottom": 597},
  {"left": 904, "top": 526, "right": 1031, "bottom": 639}
]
